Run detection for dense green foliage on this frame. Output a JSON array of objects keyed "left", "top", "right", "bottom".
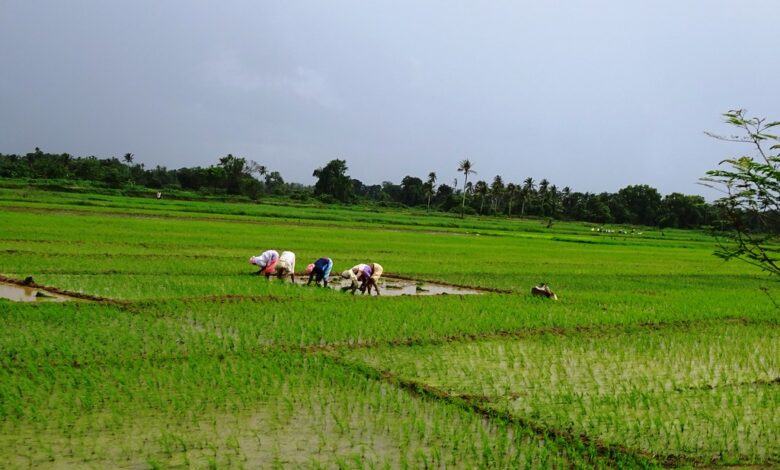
[
  {"left": 1, "top": 148, "right": 715, "bottom": 228},
  {"left": 313, "top": 159, "right": 354, "bottom": 203},
  {"left": 1, "top": 188, "right": 777, "bottom": 468},
  {"left": 0, "top": 149, "right": 307, "bottom": 201}
]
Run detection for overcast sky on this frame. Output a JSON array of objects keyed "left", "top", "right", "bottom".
[{"left": 1, "top": 1, "right": 778, "bottom": 196}]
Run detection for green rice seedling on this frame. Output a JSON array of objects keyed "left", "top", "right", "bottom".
[
  {"left": 2, "top": 345, "right": 622, "bottom": 468},
  {"left": 3, "top": 187, "right": 778, "bottom": 468},
  {"left": 343, "top": 322, "right": 779, "bottom": 465}
]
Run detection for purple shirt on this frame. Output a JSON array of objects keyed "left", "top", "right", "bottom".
[{"left": 360, "top": 265, "right": 373, "bottom": 278}]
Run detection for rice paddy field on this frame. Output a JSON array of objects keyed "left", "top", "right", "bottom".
[{"left": 1, "top": 187, "right": 778, "bottom": 469}]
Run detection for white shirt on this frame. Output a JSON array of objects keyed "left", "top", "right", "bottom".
[
  {"left": 278, "top": 251, "right": 296, "bottom": 272},
  {"left": 254, "top": 250, "right": 279, "bottom": 268}
]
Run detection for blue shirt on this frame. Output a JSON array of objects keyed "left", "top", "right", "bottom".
[{"left": 310, "top": 257, "right": 333, "bottom": 282}]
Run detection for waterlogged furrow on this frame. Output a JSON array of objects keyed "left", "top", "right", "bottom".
[{"left": 343, "top": 323, "right": 780, "bottom": 463}]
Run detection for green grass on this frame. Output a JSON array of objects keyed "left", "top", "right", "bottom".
[
  {"left": 1, "top": 187, "right": 778, "bottom": 468},
  {"left": 7, "top": 351, "right": 614, "bottom": 468},
  {"left": 341, "top": 322, "right": 780, "bottom": 464},
  {"left": 0, "top": 304, "right": 631, "bottom": 469}
]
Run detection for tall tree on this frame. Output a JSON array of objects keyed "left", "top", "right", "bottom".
[
  {"left": 123, "top": 153, "right": 135, "bottom": 184},
  {"left": 206, "top": 166, "right": 226, "bottom": 192},
  {"left": 490, "top": 175, "right": 504, "bottom": 215},
  {"left": 521, "top": 177, "right": 535, "bottom": 216},
  {"left": 246, "top": 160, "right": 267, "bottom": 178},
  {"left": 264, "top": 171, "right": 285, "bottom": 195},
  {"left": 538, "top": 178, "right": 550, "bottom": 217},
  {"left": 561, "top": 186, "right": 572, "bottom": 217},
  {"left": 506, "top": 183, "right": 519, "bottom": 217},
  {"left": 425, "top": 172, "right": 437, "bottom": 212},
  {"left": 218, "top": 154, "right": 249, "bottom": 194},
  {"left": 433, "top": 183, "right": 456, "bottom": 211},
  {"left": 313, "top": 159, "right": 354, "bottom": 203},
  {"left": 658, "top": 193, "right": 705, "bottom": 229},
  {"left": 474, "top": 180, "right": 489, "bottom": 215},
  {"left": 457, "top": 159, "right": 476, "bottom": 218},
  {"left": 549, "top": 184, "right": 562, "bottom": 219},
  {"left": 400, "top": 175, "right": 426, "bottom": 206},
  {"left": 617, "top": 184, "right": 662, "bottom": 225}
]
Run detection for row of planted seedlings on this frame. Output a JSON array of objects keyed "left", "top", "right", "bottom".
[
  {"left": 4, "top": 187, "right": 673, "bottom": 241},
  {"left": 1, "top": 301, "right": 634, "bottom": 469},
  {"left": 6, "top": 198, "right": 766, "bottom": 294},
  {"left": 340, "top": 321, "right": 780, "bottom": 465},
  {"left": 137, "top": 294, "right": 779, "bottom": 351}
]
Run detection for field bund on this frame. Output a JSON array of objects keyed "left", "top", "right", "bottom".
[{"left": 0, "top": 188, "right": 778, "bottom": 468}]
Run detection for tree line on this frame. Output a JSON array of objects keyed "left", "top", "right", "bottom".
[
  {"left": 0, "top": 149, "right": 304, "bottom": 200},
  {"left": 314, "top": 158, "right": 713, "bottom": 229},
  {"left": 1, "top": 148, "right": 713, "bottom": 228}
]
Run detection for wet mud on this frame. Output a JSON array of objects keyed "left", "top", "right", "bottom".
[
  {"left": 292, "top": 276, "right": 483, "bottom": 296},
  {"left": 0, "top": 282, "right": 71, "bottom": 302}
]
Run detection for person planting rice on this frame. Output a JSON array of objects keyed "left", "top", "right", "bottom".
[
  {"left": 306, "top": 257, "right": 334, "bottom": 287},
  {"left": 341, "top": 263, "right": 370, "bottom": 293},
  {"left": 341, "top": 262, "right": 383, "bottom": 295},
  {"left": 249, "top": 249, "right": 279, "bottom": 277},
  {"left": 274, "top": 250, "right": 296, "bottom": 282},
  {"left": 362, "top": 262, "right": 384, "bottom": 295}
]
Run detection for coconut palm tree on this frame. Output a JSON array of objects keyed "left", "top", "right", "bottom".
[
  {"left": 538, "top": 178, "right": 550, "bottom": 217},
  {"left": 506, "top": 183, "right": 519, "bottom": 217},
  {"left": 473, "top": 181, "right": 487, "bottom": 214},
  {"left": 561, "top": 186, "right": 572, "bottom": 218},
  {"left": 457, "top": 159, "right": 476, "bottom": 218},
  {"left": 522, "top": 177, "right": 535, "bottom": 216},
  {"left": 425, "top": 172, "right": 437, "bottom": 212},
  {"left": 549, "top": 184, "right": 561, "bottom": 218},
  {"left": 490, "top": 175, "right": 504, "bottom": 216}
]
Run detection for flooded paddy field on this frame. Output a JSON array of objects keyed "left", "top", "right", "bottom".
[
  {"left": 2, "top": 191, "right": 778, "bottom": 468},
  {"left": 292, "top": 275, "right": 483, "bottom": 296},
  {"left": 0, "top": 281, "right": 71, "bottom": 302}
]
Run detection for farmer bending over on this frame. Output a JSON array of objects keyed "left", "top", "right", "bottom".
[
  {"left": 306, "top": 257, "right": 334, "bottom": 287},
  {"left": 275, "top": 250, "right": 296, "bottom": 282},
  {"left": 341, "top": 264, "right": 370, "bottom": 294},
  {"left": 359, "top": 262, "right": 384, "bottom": 296},
  {"left": 342, "top": 263, "right": 383, "bottom": 296},
  {"left": 249, "top": 249, "right": 279, "bottom": 278}
]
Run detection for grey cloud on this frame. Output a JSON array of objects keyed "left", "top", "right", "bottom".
[{"left": 1, "top": 1, "right": 779, "bottom": 196}]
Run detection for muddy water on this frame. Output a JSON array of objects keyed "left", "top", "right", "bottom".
[
  {"left": 0, "top": 282, "right": 70, "bottom": 302},
  {"left": 292, "top": 276, "right": 481, "bottom": 296}
]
